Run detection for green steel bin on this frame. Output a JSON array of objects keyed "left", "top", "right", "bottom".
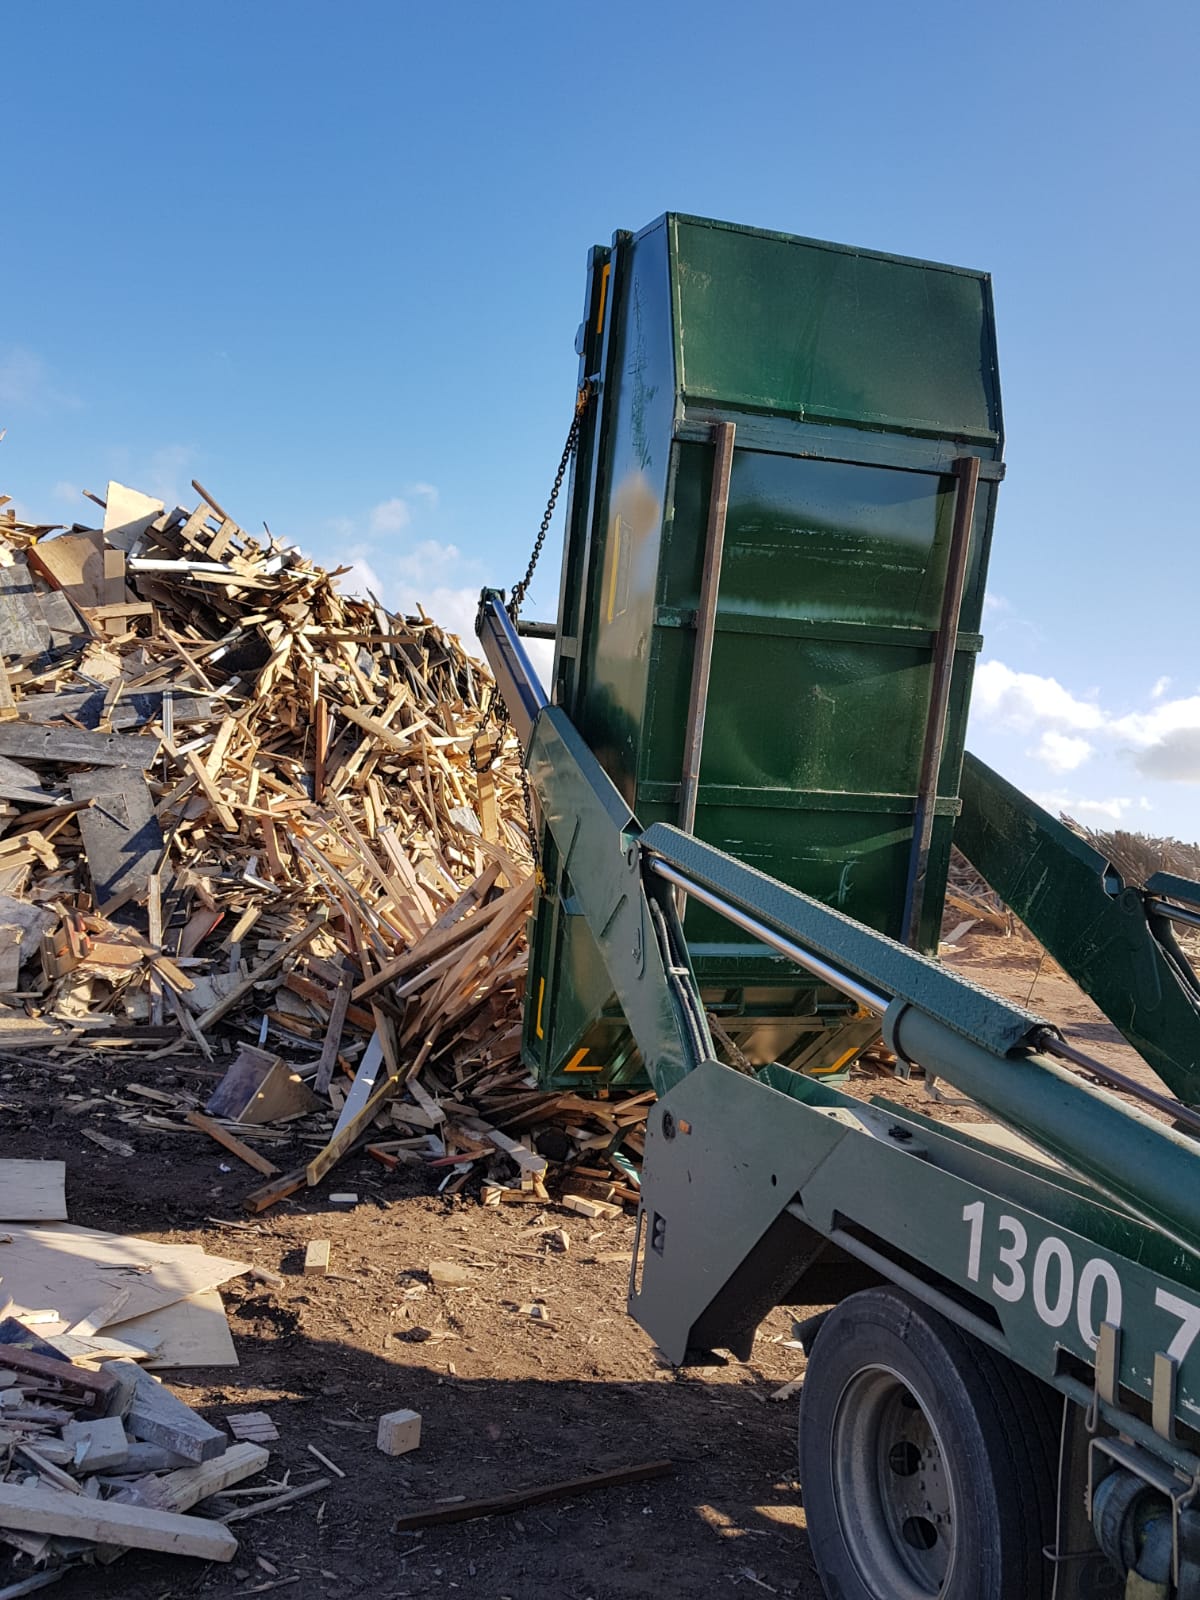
[{"left": 525, "top": 213, "right": 1004, "bottom": 1089}]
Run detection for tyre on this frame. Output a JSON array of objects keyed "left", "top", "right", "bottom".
[{"left": 797, "top": 1286, "right": 1059, "bottom": 1600}]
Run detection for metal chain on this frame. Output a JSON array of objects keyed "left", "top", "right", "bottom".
[
  {"left": 506, "top": 380, "right": 593, "bottom": 623},
  {"left": 472, "top": 383, "right": 594, "bottom": 883}
]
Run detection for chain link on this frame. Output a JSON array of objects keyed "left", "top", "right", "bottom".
[
  {"left": 473, "top": 382, "right": 594, "bottom": 884},
  {"left": 506, "top": 380, "right": 593, "bottom": 623}
]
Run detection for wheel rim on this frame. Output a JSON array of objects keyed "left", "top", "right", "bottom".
[{"left": 828, "top": 1363, "right": 957, "bottom": 1597}]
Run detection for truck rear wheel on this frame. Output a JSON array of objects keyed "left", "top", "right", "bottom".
[{"left": 797, "top": 1286, "right": 1058, "bottom": 1600}]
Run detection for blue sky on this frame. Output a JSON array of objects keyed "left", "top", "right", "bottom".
[{"left": 3, "top": 0, "right": 1197, "bottom": 841}]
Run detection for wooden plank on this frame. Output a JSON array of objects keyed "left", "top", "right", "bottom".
[
  {"left": 185, "top": 1112, "right": 279, "bottom": 1177},
  {"left": 304, "top": 1068, "right": 407, "bottom": 1188},
  {"left": 393, "top": 1460, "right": 674, "bottom": 1530},
  {"left": 0, "top": 1223, "right": 247, "bottom": 1332},
  {"left": 0, "top": 663, "right": 18, "bottom": 725},
  {"left": 137, "top": 1441, "right": 269, "bottom": 1514},
  {"left": 0, "top": 902, "right": 57, "bottom": 995},
  {"left": 0, "top": 1344, "right": 119, "bottom": 1413},
  {"left": 26, "top": 529, "right": 107, "bottom": 607},
  {"left": 328, "top": 1031, "right": 384, "bottom": 1140},
  {"left": 121, "top": 1363, "right": 228, "bottom": 1462},
  {"left": 68, "top": 768, "right": 162, "bottom": 914},
  {"left": 0, "top": 755, "right": 42, "bottom": 802},
  {"left": 313, "top": 971, "right": 353, "bottom": 1095},
  {"left": 242, "top": 1167, "right": 306, "bottom": 1214},
  {"left": 184, "top": 749, "right": 238, "bottom": 833},
  {"left": 204, "top": 1047, "right": 321, "bottom": 1124},
  {"left": 0, "top": 1480, "right": 238, "bottom": 1561},
  {"left": 113, "top": 1288, "right": 239, "bottom": 1371},
  {"left": 0, "top": 723, "right": 158, "bottom": 769}
]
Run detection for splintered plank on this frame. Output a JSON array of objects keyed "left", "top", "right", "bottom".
[
  {"left": 142, "top": 1440, "right": 270, "bottom": 1513},
  {"left": 352, "top": 876, "right": 530, "bottom": 1003},
  {"left": 69, "top": 768, "right": 163, "bottom": 913},
  {"left": 0, "top": 1480, "right": 238, "bottom": 1561}
]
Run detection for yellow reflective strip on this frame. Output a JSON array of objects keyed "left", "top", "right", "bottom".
[
  {"left": 535, "top": 977, "right": 545, "bottom": 1040},
  {"left": 595, "top": 261, "right": 611, "bottom": 336},
  {"left": 605, "top": 515, "right": 621, "bottom": 623},
  {"left": 564, "top": 1048, "right": 601, "bottom": 1073}
]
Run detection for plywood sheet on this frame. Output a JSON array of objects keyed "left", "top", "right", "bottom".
[
  {"left": 0, "top": 1223, "right": 247, "bottom": 1329},
  {"left": 112, "top": 1288, "right": 238, "bottom": 1369},
  {"left": 0, "top": 1159, "right": 66, "bottom": 1221}
]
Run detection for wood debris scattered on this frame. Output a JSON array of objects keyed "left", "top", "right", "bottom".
[{"left": 0, "top": 477, "right": 656, "bottom": 1210}]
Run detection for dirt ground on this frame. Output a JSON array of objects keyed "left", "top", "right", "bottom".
[{"left": 0, "top": 926, "right": 1179, "bottom": 1600}]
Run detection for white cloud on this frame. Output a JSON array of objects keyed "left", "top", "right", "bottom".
[
  {"left": 339, "top": 544, "right": 385, "bottom": 600},
  {"left": 983, "top": 592, "right": 1011, "bottom": 617},
  {"left": 1035, "top": 790, "right": 1149, "bottom": 823},
  {"left": 407, "top": 482, "right": 439, "bottom": 508},
  {"left": 51, "top": 480, "right": 82, "bottom": 505},
  {"left": 1030, "top": 730, "right": 1093, "bottom": 773},
  {"left": 329, "top": 530, "right": 484, "bottom": 651},
  {"left": 1108, "top": 695, "right": 1200, "bottom": 748},
  {"left": 369, "top": 497, "right": 411, "bottom": 534},
  {"left": 975, "top": 660, "right": 1200, "bottom": 787},
  {"left": 973, "top": 661, "right": 1104, "bottom": 732}
]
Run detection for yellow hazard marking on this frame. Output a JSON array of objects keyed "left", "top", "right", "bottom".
[
  {"left": 596, "top": 261, "right": 611, "bottom": 336},
  {"left": 604, "top": 515, "right": 622, "bottom": 623},
  {"left": 535, "top": 978, "right": 545, "bottom": 1040},
  {"left": 564, "top": 1047, "right": 601, "bottom": 1073},
  {"left": 810, "top": 1044, "right": 861, "bottom": 1077}
]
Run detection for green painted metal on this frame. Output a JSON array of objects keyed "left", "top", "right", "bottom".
[
  {"left": 631, "top": 1062, "right": 1200, "bottom": 1466},
  {"left": 956, "top": 752, "right": 1200, "bottom": 1103},
  {"left": 640, "top": 820, "right": 1044, "bottom": 1054},
  {"left": 531, "top": 213, "right": 1006, "bottom": 1088},
  {"left": 523, "top": 704, "right": 710, "bottom": 1095}
]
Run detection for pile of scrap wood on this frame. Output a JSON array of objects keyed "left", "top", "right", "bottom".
[
  {"left": 0, "top": 478, "right": 651, "bottom": 1208},
  {"left": 942, "top": 847, "right": 1014, "bottom": 940},
  {"left": 0, "top": 1159, "right": 268, "bottom": 1590},
  {"left": 0, "top": 1336, "right": 269, "bottom": 1587}
]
